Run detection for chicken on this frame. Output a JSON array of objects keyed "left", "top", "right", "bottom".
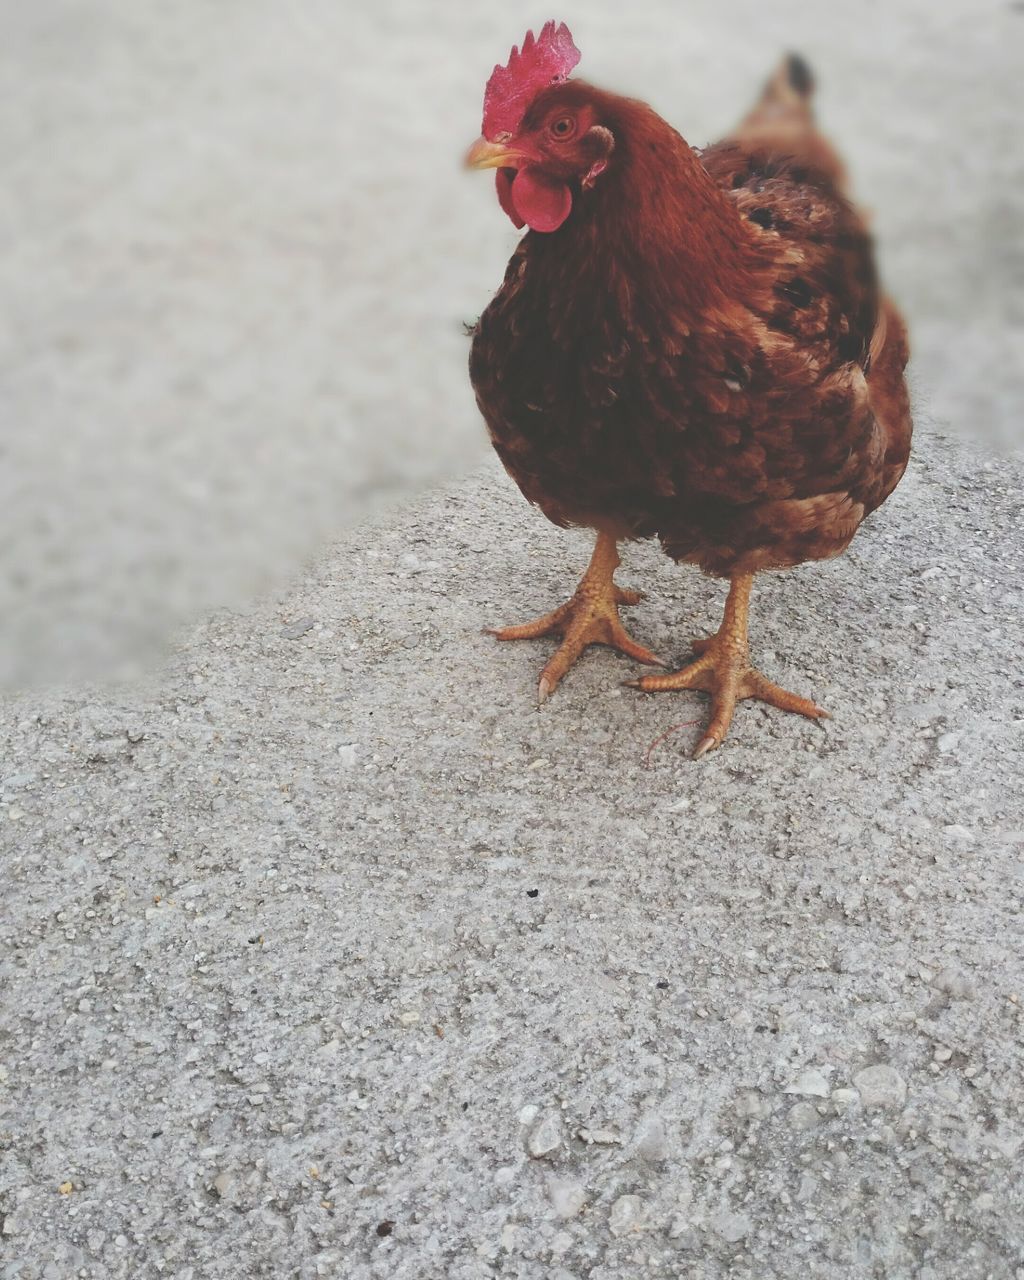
[{"left": 467, "top": 23, "right": 912, "bottom": 756}]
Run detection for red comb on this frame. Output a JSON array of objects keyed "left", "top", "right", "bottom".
[{"left": 482, "top": 21, "right": 581, "bottom": 140}]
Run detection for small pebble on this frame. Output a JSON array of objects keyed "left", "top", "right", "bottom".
[
  {"left": 943, "top": 823, "right": 975, "bottom": 843},
  {"left": 711, "top": 1211, "right": 752, "bottom": 1243},
  {"left": 547, "top": 1177, "right": 586, "bottom": 1219},
  {"left": 670, "top": 1223, "right": 701, "bottom": 1251},
  {"left": 609, "top": 1195, "right": 645, "bottom": 1236},
  {"left": 550, "top": 1230, "right": 574, "bottom": 1255},
  {"left": 2, "top": 771, "right": 34, "bottom": 789},
  {"left": 785, "top": 1069, "right": 829, "bottom": 1098},
  {"left": 788, "top": 1102, "right": 822, "bottom": 1131},
  {"left": 578, "top": 1128, "right": 621, "bottom": 1145},
  {"left": 526, "top": 1113, "right": 562, "bottom": 1159},
  {"left": 796, "top": 1173, "right": 817, "bottom": 1203},
  {"left": 735, "top": 1091, "right": 772, "bottom": 1119},
  {"left": 280, "top": 617, "right": 315, "bottom": 640},
  {"left": 931, "top": 966, "right": 974, "bottom": 999},
  {"left": 853, "top": 1064, "right": 907, "bottom": 1109},
  {"left": 636, "top": 1117, "right": 669, "bottom": 1162}
]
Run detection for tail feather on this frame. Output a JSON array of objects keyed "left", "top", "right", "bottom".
[
  {"left": 784, "top": 53, "right": 815, "bottom": 98},
  {"left": 742, "top": 51, "right": 817, "bottom": 130},
  {"left": 733, "top": 52, "right": 847, "bottom": 190}
]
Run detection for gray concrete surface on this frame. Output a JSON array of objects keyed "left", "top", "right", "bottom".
[
  {"left": 2, "top": 0, "right": 1021, "bottom": 688},
  {"left": 3, "top": 2, "right": 1023, "bottom": 1274},
  {"left": 3, "top": 425, "right": 1024, "bottom": 1278}
]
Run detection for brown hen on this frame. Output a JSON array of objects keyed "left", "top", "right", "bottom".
[{"left": 468, "top": 26, "right": 912, "bottom": 756}]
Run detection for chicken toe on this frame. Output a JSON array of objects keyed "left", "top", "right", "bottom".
[
  {"left": 627, "top": 573, "right": 827, "bottom": 756},
  {"left": 486, "top": 531, "right": 663, "bottom": 702}
]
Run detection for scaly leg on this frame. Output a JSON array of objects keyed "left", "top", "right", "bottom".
[
  {"left": 627, "top": 573, "right": 827, "bottom": 758},
  {"left": 487, "top": 531, "right": 664, "bottom": 704}
]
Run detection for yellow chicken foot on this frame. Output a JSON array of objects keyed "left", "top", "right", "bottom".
[
  {"left": 486, "top": 530, "right": 664, "bottom": 704},
  {"left": 626, "top": 572, "right": 828, "bottom": 757}
]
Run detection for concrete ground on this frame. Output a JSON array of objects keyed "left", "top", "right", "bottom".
[
  {"left": 3, "top": 1, "right": 1023, "bottom": 1277},
  {"left": 2, "top": 425, "right": 1024, "bottom": 1279}
]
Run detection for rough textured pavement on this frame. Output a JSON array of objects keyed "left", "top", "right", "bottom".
[{"left": 2, "top": 425, "right": 1023, "bottom": 1279}]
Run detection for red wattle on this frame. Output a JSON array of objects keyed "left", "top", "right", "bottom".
[
  {"left": 510, "top": 168, "right": 573, "bottom": 233},
  {"left": 495, "top": 169, "right": 525, "bottom": 229}
]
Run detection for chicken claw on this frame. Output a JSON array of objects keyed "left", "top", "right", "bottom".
[
  {"left": 626, "top": 573, "right": 828, "bottom": 756},
  {"left": 486, "top": 531, "right": 664, "bottom": 702}
]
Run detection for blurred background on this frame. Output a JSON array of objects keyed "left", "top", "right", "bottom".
[{"left": 1, "top": 0, "right": 1020, "bottom": 689}]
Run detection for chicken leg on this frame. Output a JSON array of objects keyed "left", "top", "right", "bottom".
[
  {"left": 486, "top": 531, "right": 664, "bottom": 703},
  {"left": 627, "top": 573, "right": 828, "bottom": 757}
]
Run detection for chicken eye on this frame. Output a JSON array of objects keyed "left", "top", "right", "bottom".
[{"left": 550, "top": 116, "right": 576, "bottom": 140}]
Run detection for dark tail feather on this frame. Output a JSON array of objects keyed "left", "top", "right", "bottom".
[
  {"left": 784, "top": 53, "right": 815, "bottom": 99},
  {"left": 751, "top": 52, "right": 817, "bottom": 119},
  {"left": 734, "top": 51, "right": 848, "bottom": 190}
]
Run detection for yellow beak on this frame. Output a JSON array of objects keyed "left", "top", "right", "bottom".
[{"left": 466, "top": 137, "right": 524, "bottom": 170}]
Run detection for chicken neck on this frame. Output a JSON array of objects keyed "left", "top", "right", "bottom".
[{"left": 562, "top": 95, "right": 763, "bottom": 316}]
